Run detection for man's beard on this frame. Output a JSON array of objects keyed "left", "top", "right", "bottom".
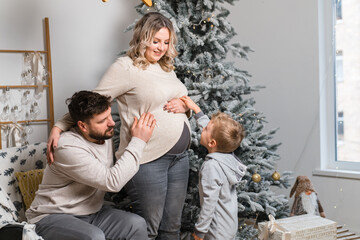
[{"left": 89, "top": 126, "right": 114, "bottom": 141}]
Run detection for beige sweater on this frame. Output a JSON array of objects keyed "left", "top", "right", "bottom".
[
  {"left": 55, "top": 56, "right": 190, "bottom": 164},
  {"left": 26, "top": 128, "right": 146, "bottom": 224}
]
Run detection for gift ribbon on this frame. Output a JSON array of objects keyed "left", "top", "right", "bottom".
[{"left": 259, "top": 215, "right": 291, "bottom": 240}]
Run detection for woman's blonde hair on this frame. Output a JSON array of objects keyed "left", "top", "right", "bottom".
[
  {"left": 211, "top": 112, "right": 245, "bottom": 153},
  {"left": 127, "top": 12, "right": 178, "bottom": 72}
]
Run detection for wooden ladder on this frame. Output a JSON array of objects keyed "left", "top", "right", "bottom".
[
  {"left": 0, "top": 17, "right": 54, "bottom": 149},
  {"left": 337, "top": 225, "right": 360, "bottom": 239}
]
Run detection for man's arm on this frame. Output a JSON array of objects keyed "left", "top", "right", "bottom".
[
  {"left": 53, "top": 137, "right": 145, "bottom": 192},
  {"left": 53, "top": 113, "right": 155, "bottom": 192}
]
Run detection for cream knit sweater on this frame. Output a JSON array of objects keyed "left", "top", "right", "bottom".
[
  {"left": 55, "top": 56, "right": 190, "bottom": 164},
  {"left": 26, "top": 128, "right": 146, "bottom": 224}
]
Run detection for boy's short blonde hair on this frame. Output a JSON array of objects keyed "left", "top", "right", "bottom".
[{"left": 210, "top": 112, "right": 245, "bottom": 153}]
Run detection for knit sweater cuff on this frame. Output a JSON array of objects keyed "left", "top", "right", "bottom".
[
  {"left": 54, "top": 113, "right": 75, "bottom": 131},
  {"left": 128, "top": 137, "right": 147, "bottom": 150},
  {"left": 194, "top": 111, "right": 205, "bottom": 120},
  {"left": 54, "top": 121, "right": 67, "bottom": 132}
]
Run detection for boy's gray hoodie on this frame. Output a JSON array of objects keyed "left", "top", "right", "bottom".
[{"left": 194, "top": 113, "right": 247, "bottom": 240}]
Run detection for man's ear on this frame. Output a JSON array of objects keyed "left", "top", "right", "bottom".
[
  {"left": 208, "top": 139, "right": 217, "bottom": 148},
  {"left": 77, "top": 121, "right": 88, "bottom": 133}
]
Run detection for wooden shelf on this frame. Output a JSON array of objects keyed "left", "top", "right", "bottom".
[
  {"left": 0, "top": 50, "right": 47, "bottom": 54},
  {"left": 0, "top": 85, "right": 51, "bottom": 89}
]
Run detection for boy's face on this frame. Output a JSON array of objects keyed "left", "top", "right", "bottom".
[{"left": 200, "top": 120, "right": 216, "bottom": 150}]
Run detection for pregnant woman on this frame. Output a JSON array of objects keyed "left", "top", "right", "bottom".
[{"left": 47, "top": 12, "right": 191, "bottom": 240}]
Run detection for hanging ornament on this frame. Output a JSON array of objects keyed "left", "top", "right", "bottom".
[
  {"left": 100, "top": 0, "right": 152, "bottom": 6},
  {"left": 252, "top": 173, "right": 261, "bottom": 183},
  {"left": 272, "top": 171, "right": 281, "bottom": 181},
  {"left": 142, "top": 0, "right": 153, "bottom": 7}
]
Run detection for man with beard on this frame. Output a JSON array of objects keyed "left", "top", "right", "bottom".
[{"left": 26, "top": 91, "right": 156, "bottom": 240}]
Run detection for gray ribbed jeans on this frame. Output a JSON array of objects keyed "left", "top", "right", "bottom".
[
  {"left": 35, "top": 204, "right": 148, "bottom": 240},
  {"left": 125, "top": 151, "right": 189, "bottom": 240}
]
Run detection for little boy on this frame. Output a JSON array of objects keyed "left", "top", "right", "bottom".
[{"left": 180, "top": 96, "right": 247, "bottom": 240}]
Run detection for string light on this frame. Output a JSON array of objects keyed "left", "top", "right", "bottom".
[{"left": 191, "top": 16, "right": 215, "bottom": 30}]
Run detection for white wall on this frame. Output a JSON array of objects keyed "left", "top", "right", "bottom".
[
  {"left": 230, "top": 0, "right": 360, "bottom": 233},
  {"left": 0, "top": 0, "right": 138, "bottom": 119},
  {"left": 1, "top": 0, "right": 359, "bottom": 233}
]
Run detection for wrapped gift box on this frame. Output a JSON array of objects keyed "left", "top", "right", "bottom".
[{"left": 258, "top": 214, "right": 337, "bottom": 240}]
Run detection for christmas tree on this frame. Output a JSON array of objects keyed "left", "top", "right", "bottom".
[{"left": 125, "top": 0, "right": 292, "bottom": 239}]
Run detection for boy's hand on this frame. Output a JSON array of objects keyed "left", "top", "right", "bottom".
[
  {"left": 163, "top": 98, "right": 189, "bottom": 113},
  {"left": 131, "top": 113, "right": 156, "bottom": 143},
  {"left": 180, "top": 96, "right": 201, "bottom": 114},
  {"left": 192, "top": 232, "right": 203, "bottom": 240}
]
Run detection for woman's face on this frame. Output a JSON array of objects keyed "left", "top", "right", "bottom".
[{"left": 145, "top": 27, "right": 170, "bottom": 63}]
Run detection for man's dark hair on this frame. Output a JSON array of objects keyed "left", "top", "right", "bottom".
[{"left": 66, "top": 91, "right": 111, "bottom": 124}]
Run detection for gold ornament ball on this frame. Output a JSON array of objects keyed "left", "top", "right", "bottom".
[
  {"left": 102, "top": 0, "right": 108, "bottom": 2},
  {"left": 272, "top": 171, "right": 281, "bottom": 181},
  {"left": 252, "top": 173, "right": 261, "bottom": 183}
]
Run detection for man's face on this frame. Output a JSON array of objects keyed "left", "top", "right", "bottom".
[{"left": 85, "top": 107, "right": 115, "bottom": 142}]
